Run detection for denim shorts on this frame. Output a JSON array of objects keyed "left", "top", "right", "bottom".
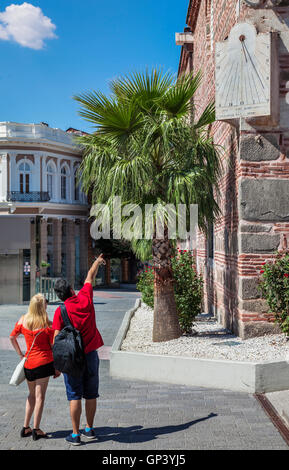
[{"left": 63, "top": 350, "right": 100, "bottom": 401}]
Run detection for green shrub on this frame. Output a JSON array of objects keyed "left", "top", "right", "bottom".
[
  {"left": 136, "top": 267, "right": 154, "bottom": 309},
  {"left": 40, "top": 260, "right": 50, "bottom": 268},
  {"left": 172, "top": 250, "right": 203, "bottom": 334},
  {"left": 136, "top": 250, "right": 203, "bottom": 334},
  {"left": 259, "top": 252, "right": 289, "bottom": 336}
]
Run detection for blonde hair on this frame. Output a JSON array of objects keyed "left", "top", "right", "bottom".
[{"left": 24, "top": 294, "right": 50, "bottom": 331}]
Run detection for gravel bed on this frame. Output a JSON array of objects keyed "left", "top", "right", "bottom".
[{"left": 121, "top": 303, "right": 289, "bottom": 362}]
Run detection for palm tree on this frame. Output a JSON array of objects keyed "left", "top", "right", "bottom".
[{"left": 74, "top": 69, "right": 222, "bottom": 342}]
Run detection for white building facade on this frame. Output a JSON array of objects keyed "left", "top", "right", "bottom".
[{"left": 0, "top": 122, "right": 89, "bottom": 304}]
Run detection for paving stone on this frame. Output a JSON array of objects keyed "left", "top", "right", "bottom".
[{"left": 0, "top": 290, "right": 288, "bottom": 450}]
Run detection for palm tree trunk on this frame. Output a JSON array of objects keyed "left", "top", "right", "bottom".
[{"left": 152, "top": 228, "right": 182, "bottom": 342}]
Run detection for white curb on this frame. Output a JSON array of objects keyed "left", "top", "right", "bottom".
[{"left": 110, "top": 300, "right": 289, "bottom": 393}]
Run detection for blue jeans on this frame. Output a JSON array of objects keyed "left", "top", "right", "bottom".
[{"left": 63, "top": 350, "right": 100, "bottom": 401}]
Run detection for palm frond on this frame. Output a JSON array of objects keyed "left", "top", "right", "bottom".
[
  {"left": 194, "top": 101, "right": 216, "bottom": 129},
  {"left": 110, "top": 68, "right": 174, "bottom": 111},
  {"left": 130, "top": 238, "right": 153, "bottom": 262},
  {"left": 159, "top": 70, "right": 202, "bottom": 118},
  {"left": 75, "top": 68, "right": 223, "bottom": 237},
  {"left": 74, "top": 91, "right": 143, "bottom": 144}
]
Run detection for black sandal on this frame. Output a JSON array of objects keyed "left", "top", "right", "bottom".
[
  {"left": 20, "top": 426, "right": 32, "bottom": 438},
  {"left": 32, "top": 428, "right": 48, "bottom": 441}
]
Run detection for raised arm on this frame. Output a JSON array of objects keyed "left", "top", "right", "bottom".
[{"left": 84, "top": 253, "right": 106, "bottom": 285}]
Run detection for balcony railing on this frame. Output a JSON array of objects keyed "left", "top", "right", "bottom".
[
  {"left": 7, "top": 191, "right": 51, "bottom": 202},
  {"left": 36, "top": 277, "right": 60, "bottom": 302}
]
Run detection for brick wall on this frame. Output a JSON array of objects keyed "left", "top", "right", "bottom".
[{"left": 180, "top": 0, "right": 289, "bottom": 338}]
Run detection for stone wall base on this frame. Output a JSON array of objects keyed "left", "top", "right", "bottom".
[
  {"left": 216, "top": 306, "right": 282, "bottom": 339},
  {"left": 237, "top": 320, "right": 282, "bottom": 340}
]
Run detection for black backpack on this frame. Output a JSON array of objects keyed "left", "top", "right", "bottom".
[{"left": 52, "top": 304, "right": 86, "bottom": 377}]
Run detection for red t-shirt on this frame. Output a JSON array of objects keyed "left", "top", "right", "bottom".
[
  {"left": 10, "top": 323, "right": 54, "bottom": 370},
  {"left": 52, "top": 283, "right": 104, "bottom": 354}
]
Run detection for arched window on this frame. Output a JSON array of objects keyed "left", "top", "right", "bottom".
[
  {"left": 74, "top": 165, "right": 80, "bottom": 201},
  {"left": 46, "top": 162, "right": 56, "bottom": 199},
  {"left": 61, "top": 165, "right": 68, "bottom": 200},
  {"left": 19, "top": 160, "right": 31, "bottom": 194}
]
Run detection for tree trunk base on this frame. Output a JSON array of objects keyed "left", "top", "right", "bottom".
[{"left": 153, "top": 284, "right": 182, "bottom": 342}]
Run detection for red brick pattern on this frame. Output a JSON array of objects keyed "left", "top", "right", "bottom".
[{"left": 179, "top": 1, "right": 289, "bottom": 336}]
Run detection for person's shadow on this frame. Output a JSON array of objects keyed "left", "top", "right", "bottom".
[{"left": 49, "top": 413, "right": 217, "bottom": 444}]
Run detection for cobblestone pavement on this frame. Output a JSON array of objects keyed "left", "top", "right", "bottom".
[{"left": 0, "top": 289, "right": 288, "bottom": 450}]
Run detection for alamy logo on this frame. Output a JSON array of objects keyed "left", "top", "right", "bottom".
[{"left": 90, "top": 197, "right": 198, "bottom": 242}]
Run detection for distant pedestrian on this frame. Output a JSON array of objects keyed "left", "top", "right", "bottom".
[
  {"left": 52, "top": 253, "right": 106, "bottom": 446},
  {"left": 9, "top": 293, "right": 60, "bottom": 440}
]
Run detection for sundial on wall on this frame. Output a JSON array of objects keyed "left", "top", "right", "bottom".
[{"left": 215, "top": 22, "right": 273, "bottom": 121}]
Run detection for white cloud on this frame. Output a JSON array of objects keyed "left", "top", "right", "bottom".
[{"left": 0, "top": 2, "right": 57, "bottom": 50}]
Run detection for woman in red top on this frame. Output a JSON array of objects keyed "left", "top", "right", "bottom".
[{"left": 10, "top": 293, "right": 60, "bottom": 440}]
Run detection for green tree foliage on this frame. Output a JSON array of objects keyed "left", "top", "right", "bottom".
[
  {"left": 137, "top": 249, "right": 203, "bottom": 334},
  {"left": 74, "top": 69, "right": 221, "bottom": 342}
]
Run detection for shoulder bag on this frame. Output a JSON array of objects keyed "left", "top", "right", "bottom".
[{"left": 9, "top": 330, "right": 43, "bottom": 386}]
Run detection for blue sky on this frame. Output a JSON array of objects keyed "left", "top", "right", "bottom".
[{"left": 0, "top": 0, "right": 188, "bottom": 133}]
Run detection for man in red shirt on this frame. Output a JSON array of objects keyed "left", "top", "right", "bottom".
[{"left": 52, "top": 254, "right": 106, "bottom": 446}]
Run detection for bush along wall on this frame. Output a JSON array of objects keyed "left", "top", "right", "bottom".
[
  {"left": 259, "top": 251, "right": 289, "bottom": 337},
  {"left": 136, "top": 249, "right": 203, "bottom": 334}
]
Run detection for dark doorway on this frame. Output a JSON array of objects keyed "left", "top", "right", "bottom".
[{"left": 23, "top": 249, "right": 31, "bottom": 302}]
